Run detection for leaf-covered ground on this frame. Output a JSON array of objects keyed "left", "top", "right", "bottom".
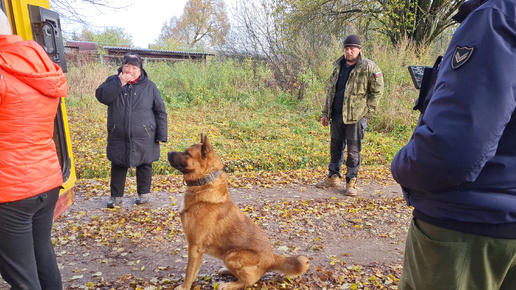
[{"left": 15, "top": 166, "right": 412, "bottom": 290}]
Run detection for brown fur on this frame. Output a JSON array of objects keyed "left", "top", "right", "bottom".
[{"left": 168, "top": 134, "right": 309, "bottom": 290}]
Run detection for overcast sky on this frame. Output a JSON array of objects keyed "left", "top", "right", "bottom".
[{"left": 62, "top": 0, "right": 237, "bottom": 48}]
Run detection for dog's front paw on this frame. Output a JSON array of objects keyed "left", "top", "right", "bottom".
[{"left": 174, "top": 284, "right": 187, "bottom": 290}]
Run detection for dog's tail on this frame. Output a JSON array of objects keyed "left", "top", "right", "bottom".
[{"left": 269, "top": 254, "right": 309, "bottom": 276}]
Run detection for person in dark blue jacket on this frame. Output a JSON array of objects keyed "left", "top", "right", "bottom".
[
  {"left": 391, "top": 0, "right": 516, "bottom": 289},
  {"left": 96, "top": 53, "right": 168, "bottom": 208}
]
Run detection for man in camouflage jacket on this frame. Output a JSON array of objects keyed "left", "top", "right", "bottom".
[{"left": 317, "top": 35, "right": 384, "bottom": 196}]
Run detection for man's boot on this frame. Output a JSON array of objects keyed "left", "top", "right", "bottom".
[
  {"left": 315, "top": 175, "right": 341, "bottom": 188},
  {"left": 345, "top": 178, "right": 358, "bottom": 196}
]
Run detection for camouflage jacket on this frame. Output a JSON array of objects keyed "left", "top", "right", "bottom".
[{"left": 322, "top": 54, "right": 384, "bottom": 124}]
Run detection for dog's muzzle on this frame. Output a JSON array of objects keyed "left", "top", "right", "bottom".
[{"left": 168, "top": 151, "right": 188, "bottom": 173}]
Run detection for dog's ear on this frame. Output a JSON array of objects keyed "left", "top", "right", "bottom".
[{"left": 201, "top": 133, "right": 211, "bottom": 159}]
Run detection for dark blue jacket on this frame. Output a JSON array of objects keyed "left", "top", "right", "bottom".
[
  {"left": 391, "top": 0, "right": 516, "bottom": 238},
  {"left": 96, "top": 68, "right": 168, "bottom": 168}
]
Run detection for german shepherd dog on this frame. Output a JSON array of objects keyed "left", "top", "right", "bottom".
[{"left": 168, "top": 134, "right": 309, "bottom": 290}]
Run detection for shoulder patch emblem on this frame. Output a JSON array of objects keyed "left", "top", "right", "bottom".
[{"left": 451, "top": 46, "right": 475, "bottom": 69}]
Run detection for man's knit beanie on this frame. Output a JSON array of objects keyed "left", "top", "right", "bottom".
[{"left": 343, "top": 35, "right": 362, "bottom": 49}]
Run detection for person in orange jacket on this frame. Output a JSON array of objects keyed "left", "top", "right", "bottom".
[{"left": 0, "top": 11, "right": 67, "bottom": 289}]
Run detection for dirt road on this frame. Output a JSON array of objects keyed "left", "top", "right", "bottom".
[{"left": 1, "top": 175, "right": 410, "bottom": 289}]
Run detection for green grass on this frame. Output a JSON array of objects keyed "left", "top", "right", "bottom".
[
  {"left": 67, "top": 102, "right": 412, "bottom": 179},
  {"left": 65, "top": 38, "right": 434, "bottom": 179}
]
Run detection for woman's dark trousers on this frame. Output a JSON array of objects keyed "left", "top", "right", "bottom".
[
  {"left": 0, "top": 187, "right": 62, "bottom": 290},
  {"left": 110, "top": 163, "right": 153, "bottom": 197}
]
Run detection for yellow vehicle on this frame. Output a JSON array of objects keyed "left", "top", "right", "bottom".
[{"left": 1, "top": 0, "right": 76, "bottom": 219}]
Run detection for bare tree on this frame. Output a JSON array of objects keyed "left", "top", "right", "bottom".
[
  {"left": 158, "top": 0, "right": 230, "bottom": 50},
  {"left": 224, "top": 0, "right": 281, "bottom": 58},
  {"left": 224, "top": 0, "right": 333, "bottom": 98},
  {"left": 50, "top": 0, "right": 131, "bottom": 26}
]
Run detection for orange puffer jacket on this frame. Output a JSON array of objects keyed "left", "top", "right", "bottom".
[{"left": 0, "top": 35, "right": 68, "bottom": 203}]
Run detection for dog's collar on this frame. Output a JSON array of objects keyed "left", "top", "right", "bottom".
[{"left": 185, "top": 170, "right": 222, "bottom": 187}]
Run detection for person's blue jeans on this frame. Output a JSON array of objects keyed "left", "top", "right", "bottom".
[{"left": 0, "top": 187, "right": 62, "bottom": 290}]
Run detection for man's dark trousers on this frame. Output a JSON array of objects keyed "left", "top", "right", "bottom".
[{"left": 328, "top": 116, "right": 367, "bottom": 182}]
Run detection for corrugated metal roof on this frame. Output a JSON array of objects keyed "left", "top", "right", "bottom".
[
  {"left": 66, "top": 41, "right": 97, "bottom": 50},
  {"left": 67, "top": 40, "right": 97, "bottom": 44},
  {"left": 103, "top": 46, "right": 214, "bottom": 56}
]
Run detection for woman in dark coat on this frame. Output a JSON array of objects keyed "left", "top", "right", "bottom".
[{"left": 96, "top": 53, "right": 168, "bottom": 208}]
